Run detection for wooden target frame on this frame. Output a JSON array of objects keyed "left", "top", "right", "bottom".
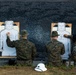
[
  {"left": 51, "top": 23, "right": 72, "bottom": 34},
  {"left": 0, "top": 22, "right": 20, "bottom": 33}
]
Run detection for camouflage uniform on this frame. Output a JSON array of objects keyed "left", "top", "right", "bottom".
[
  {"left": 72, "top": 43, "right": 76, "bottom": 65},
  {"left": 6, "top": 30, "right": 37, "bottom": 66},
  {"left": 46, "top": 31, "right": 65, "bottom": 67},
  {"left": 64, "top": 34, "right": 76, "bottom": 65},
  {"left": 46, "top": 39, "right": 65, "bottom": 66}
]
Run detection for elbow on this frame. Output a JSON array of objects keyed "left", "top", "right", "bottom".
[
  {"left": 61, "top": 51, "right": 65, "bottom": 55},
  {"left": 6, "top": 42, "right": 14, "bottom": 48},
  {"left": 7, "top": 43, "right": 12, "bottom": 47}
]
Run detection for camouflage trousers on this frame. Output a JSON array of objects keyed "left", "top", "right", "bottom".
[
  {"left": 16, "top": 60, "right": 32, "bottom": 66},
  {"left": 72, "top": 56, "right": 76, "bottom": 61},
  {"left": 48, "top": 61, "right": 62, "bottom": 67}
]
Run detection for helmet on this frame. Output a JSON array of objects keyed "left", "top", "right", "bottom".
[
  {"left": 51, "top": 31, "right": 59, "bottom": 37},
  {"left": 35, "top": 63, "right": 47, "bottom": 72},
  {"left": 21, "top": 30, "right": 28, "bottom": 36}
]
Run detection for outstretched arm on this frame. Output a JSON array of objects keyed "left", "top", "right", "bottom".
[
  {"left": 64, "top": 34, "right": 73, "bottom": 39},
  {"left": 6, "top": 32, "right": 15, "bottom": 47}
]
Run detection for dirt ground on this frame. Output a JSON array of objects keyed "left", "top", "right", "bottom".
[{"left": 0, "top": 66, "right": 76, "bottom": 75}]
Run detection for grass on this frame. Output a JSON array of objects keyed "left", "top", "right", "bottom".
[{"left": 0, "top": 65, "right": 75, "bottom": 75}]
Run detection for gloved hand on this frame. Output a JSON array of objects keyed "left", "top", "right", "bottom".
[
  {"left": 6, "top": 32, "right": 10, "bottom": 37},
  {"left": 64, "top": 34, "right": 69, "bottom": 37}
]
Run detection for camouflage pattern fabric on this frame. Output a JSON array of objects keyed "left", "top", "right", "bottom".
[
  {"left": 6, "top": 36, "right": 37, "bottom": 66},
  {"left": 46, "top": 39, "right": 65, "bottom": 66},
  {"left": 72, "top": 43, "right": 76, "bottom": 62},
  {"left": 16, "top": 60, "right": 32, "bottom": 66}
]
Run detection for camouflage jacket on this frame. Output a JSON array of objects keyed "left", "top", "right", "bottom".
[
  {"left": 72, "top": 43, "right": 76, "bottom": 61},
  {"left": 46, "top": 39, "right": 65, "bottom": 62},
  {"left": 6, "top": 36, "right": 37, "bottom": 61}
]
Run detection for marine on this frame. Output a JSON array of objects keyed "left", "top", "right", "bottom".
[
  {"left": 64, "top": 34, "right": 76, "bottom": 66},
  {"left": 46, "top": 31, "right": 65, "bottom": 66},
  {"left": 6, "top": 30, "right": 37, "bottom": 66}
]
